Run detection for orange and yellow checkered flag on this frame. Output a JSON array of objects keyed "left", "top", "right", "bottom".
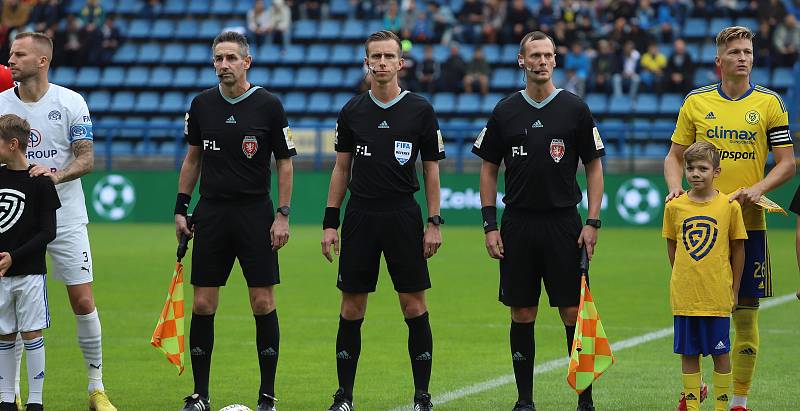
[
  {"left": 150, "top": 261, "right": 186, "bottom": 375},
  {"left": 567, "top": 249, "right": 615, "bottom": 393}
]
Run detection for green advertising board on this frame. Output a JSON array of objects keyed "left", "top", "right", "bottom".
[{"left": 82, "top": 171, "right": 800, "bottom": 228}]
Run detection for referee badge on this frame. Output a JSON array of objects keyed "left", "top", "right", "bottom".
[
  {"left": 242, "top": 136, "right": 259, "bottom": 159},
  {"left": 394, "top": 141, "right": 412, "bottom": 165},
  {"left": 550, "top": 139, "right": 565, "bottom": 163}
]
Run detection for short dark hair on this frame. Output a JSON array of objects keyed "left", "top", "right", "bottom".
[
  {"left": 14, "top": 31, "right": 54, "bottom": 60},
  {"left": 212, "top": 31, "right": 250, "bottom": 57},
  {"left": 518, "top": 31, "right": 556, "bottom": 55},
  {"left": 364, "top": 30, "right": 402, "bottom": 56},
  {"left": 0, "top": 114, "right": 31, "bottom": 150}
]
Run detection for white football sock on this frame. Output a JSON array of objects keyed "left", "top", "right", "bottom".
[
  {"left": 76, "top": 309, "right": 104, "bottom": 393},
  {"left": 0, "top": 340, "right": 17, "bottom": 403},
  {"left": 731, "top": 394, "right": 747, "bottom": 409},
  {"left": 14, "top": 333, "right": 21, "bottom": 397},
  {"left": 23, "top": 337, "right": 44, "bottom": 405}
]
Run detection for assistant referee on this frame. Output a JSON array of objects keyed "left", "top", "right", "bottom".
[
  {"left": 174, "top": 31, "right": 295, "bottom": 411},
  {"left": 472, "top": 31, "right": 605, "bottom": 411}
]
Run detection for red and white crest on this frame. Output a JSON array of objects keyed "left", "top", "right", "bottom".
[
  {"left": 550, "top": 139, "right": 565, "bottom": 163},
  {"left": 242, "top": 136, "right": 258, "bottom": 159}
]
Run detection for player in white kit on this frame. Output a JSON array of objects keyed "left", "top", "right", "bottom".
[{"left": 0, "top": 32, "right": 116, "bottom": 411}]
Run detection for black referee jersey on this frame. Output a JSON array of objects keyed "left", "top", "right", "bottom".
[
  {"left": 185, "top": 85, "right": 297, "bottom": 202},
  {"left": 471, "top": 89, "right": 605, "bottom": 211},
  {"left": 335, "top": 90, "right": 446, "bottom": 200}
]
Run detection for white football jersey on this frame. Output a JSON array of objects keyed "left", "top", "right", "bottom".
[{"left": 0, "top": 83, "right": 93, "bottom": 226}]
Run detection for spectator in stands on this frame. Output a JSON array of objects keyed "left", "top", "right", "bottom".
[
  {"left": 140, "top": 0, "right": 163, "bottom": 19},
  {"left": 265, "top": 0, "right": 292, "bottom": 49},
  {"left": 757, "top": 0, "right": 787, "bottom": 26},
  {"left": 247, "top": 0, "right": 269, "bottom": 46},
  {"left": 619, "top": 39, "right": 641, "bottom": 97},
  {"left": 405, "top": 9, "right": 433, "bottom": 43},
  {"left": 481, "top": 0, "right": 506, "bottom": 44},
  {"left": 295, "top": 0, "right": 328, "bottom": 20},
  {"left": 79, "top": 0, "right": 105, "bottom": 35},
  {"left": 754, "top": 21, "right": 775, "bottom": 68},
  {"left": 88, "top": 14, "right": 121, "bottom": 65},
  {"left": 591, "top": 39, "right": 621, "bottom": 94},
  {"left": 504, "top": 0, "right": 533, "bottom": 43},
  {"left": 2, "top": 0, "right": 33, "bottom": 37},
  {"left": 773, "top": 14, "right": 800, "bottom": 66},
  {"left": 717, "top": 0, "right": 740, "bottom": 17},
  {"left": 627, "top": 20, "right": 655, "bottom": 52},
  {"left": 656, "top": 0, "right": 686, "bottom": 43},
  {"left": 427, "top": 1, "right": 455, "bottom": 44},
  {"left": 689, "top": 0, "right": 714, "bottom": 18},
  {"left": 417, "top": 44, "right": 439, "bottom": 92},
  {"left": 564, "top": 41, "right": 590, "bottom": 81},
  {"left": 536, "top": 0, "right": 557, "bottom": 29},
  {"left": 639, "top": 42, "right": 667, "bottom": 92},
  {"left": 455, "top": 0, "right": 484, "bottom": 44},
  {"left": 28, "top": 0, "right": 62, "bottom": 34},
  {"left": 665, "top": 38, "right": 694, "bottom": 94},
  {"left": 383, "top": 0, "right": 404, "bottom": 34},
  {"left": 53, "top": 14, "right": 88, "bottom": 67},
  {"left": 636, "top": 0, "right": 657, "bottom": 31},
  {"left": 438, "top": 43, "right": 466, "bottom": 92},
  {"left": 561, "top": 68, "right": 585, "bottom": 97},
  {"left": 399, "top": 45, "right": 420, "bottom": 91},
  {"left": 463, "top": 46, "right": 490, "bottom": 95},
  {"left": 349, "top": 0, "right": 378, "bottom": 20},
  {"left": 550, "top": 21, "right": 573, "bottom": 64}
]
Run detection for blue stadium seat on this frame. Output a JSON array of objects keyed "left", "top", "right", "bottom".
[
  {"left": 658, "top": 94, "right": 683, "bottom": 115},
  {"left": 685, "top": 43, "right": 701, "bottom": 62},
  {"left": 116, "top": 0, "right": 140, "bottom": 14},
  {"left": 456, "top": 93, "right": 481, "bottom": 114},
  {"left": 234, "top": 1, "right": 250, "bottom": 14},
  {"left": 124, "top": 67, "right": 150, "bottom": 88},
  {"left": 634, "top": 94, "right": 658, "bottom": 115},
  {"left": 630, "top": 119, "right": 653, "bottom": 141},
  {"left": 75, "top": 67, "right": 101, "bottom": 88},
  {"left": 698, "top": 43, "right": 716, "bottom": 64},
  {"left": 284, "top": 92, "right": 307, "bottom": 114},
  {"left": 433, "top": 44, "right": 449, "bottom": 62},
  {"left": 135, "top": 92, "right": 161, "bottom": 113},
  {"left": 736, "top": 17, "right": 757, "bottom": 31},
  {"left": 551, "top": 70, "right": 565, "bottom": 87},
  {"left": 320, "top": 68, "right": 344, "bottom": 88},
  {"left": 149, "top": 67, "right": 175, "bottom": 88},
  {"left": 308, "top": 92, "right": 332, "bottom": 114},
  {"left": 197, "top": 69, "right": 219, "bottom": 88},
  {"left": 329, "top": 0, "right": 350, "bottom": 17},
  {"left": 210, "top": 0, "right": 234, "bottom": 14},
  {"left": 162, "top": 44, "right": 187, "bottom": 64},
  {"left": 432, "top": 93, "right": 456, "bottom": 113},
  {"left": 608, "top": 95, "right": 633, "bottom": 114},
  {"left": 137, "top": 43, "right": 162, "bottom": 64},
  {"left": 293, "top": 20, "right": 317, "bottom": 41},
  {"left": 307, "top": 44, "right": 331, "bottom": 64},
  {"left": 597, "top": 119, "right": 625, "bottom": 144},
  {"left": 249, "top": 68, "right": 271, "bottom": 86},
  {"left": 683, "top": 18, "right": 709, "bottom": 39},
  {"left": 152, "top": 19, "right": 175, "bottom": 39},
  {"left": 330, "top": 44, "right": 355, "bottom": 64},
  {"left": 110, "top": 92, "right": 136, "bottom": 113},
  {"left": 199, "top": 20, "right": 222, "bottom": 40},
  {"left": 223, "top": 19, "right": 245, "bottom": 29},
  {"left": 160, "top": 91, "right": 186, "bottom": 113},
  {"left": 459, "top": 44, "right": 475, "bottom": 60},
  {"left": 51, "top": 66, "right": 77, "bottom": 88},
  {"left": 295, "top": 68, "right": 319, "bottom": 88},
  {"left": 187, "top": 0, "right": 212, "bottom": 15},
  {"left": 319, "top": 20, "right": 342, "bottom": 40},
  {"left": 341, "top": 19, "right": 365, "bottom": 41},
  {"left": 175, "top": 20, "right": 199, "bottom": 40},
  {"left": 164, "top": 0, "right": 187, "bottom": 16},
  {"left": 186, "top": 44, "right": 211, "bottom": 64},
  {"left": 490, "top": 68, "right": 518, "bottom": 90},
  {"left": 256, "top": 44, "right": 282, "bottom": 64},
  {"left": 99, "top": 67, "right": 125, "bottom": 88},
  {"left": 113, "top": 43, "right": 138, "bottom": 64},
  {"left": 345, "top": 67, "right": 365, "bottom": 84},
  {"left": 751, "top": 68, "right": 770, "bottom": 87},
  {"left": 271, "top": 68, "right": 295, "bottom": 88},
  {"left": 653, "top": 119, "right": 676, "bottom": 139},
  {"left": 333, "top": 92, "right": 354, "bottom": 108},
  {"left": 127, "top": 19, "right": 151, "bottom": 40},
  {"left": 482, "top": 44, "right": 500, "bottom": 64},
  {"left": 709, "top": 18, "right": 729, "bottom": 37},
  {"left": 501, "top": 44, "right": 519, "bottom": 62},
  {"left": 88, "top": 91, "right": 111, "bottom": 111},
  {"left": 693, "top": 68, "right": 717, "bottom": 87},
  {"left": 585, "top": 94, "right": 607, "bottom": 115},
  {"left": 281, "top": 45, "right": 306, "bottom": 64},
  {"left": 481, "top": 93, "right": 503, "bottom": 113},
  {"left": 173, "top": 67, "right": 198, "bottom": 88},
  {"left": 366, "top": 20, "right": 383, "bottom": 34},
  {"left": 641, "top": 142, "right": 669, "bottom": 157},
  {"left": 772, "top": 68, "right": 793, "bottom": 89}
]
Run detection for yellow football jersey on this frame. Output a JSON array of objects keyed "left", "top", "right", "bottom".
[
  {"left": 663, "top": 192, "right": 748, "bottom": 317},
  {"left": 672, "top": 83, "right": 793, "bottom": 230}
]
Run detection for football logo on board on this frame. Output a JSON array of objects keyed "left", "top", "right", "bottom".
[
  {"left": 394, "top": 141, "right": 412, "bottom": 165},
  {"left": 682, "top": 216, "right": 718, "bottom": 261},
  {"left": 0, "top": 189, "right": 25, "bottom": 233},
  {"left": 242, "top": 136, "right": 259, "bottom": 159},
  {"left": 550, "top": 139, "right": 565, "bottom": 163}
]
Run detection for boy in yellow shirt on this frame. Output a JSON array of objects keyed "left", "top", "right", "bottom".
[{"left": 663, "top": 141, "right": 747, "bottom": 411}]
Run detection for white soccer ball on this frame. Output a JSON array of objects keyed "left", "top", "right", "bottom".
[
  {"left": 219, "top": 405, "right": 252, "bottom": 411},
  {"left": 91, "top": 174, "right": 136, "bottom": 221},
  {"left": 615, "top": 177, "right": 661, "bottom": 225}
]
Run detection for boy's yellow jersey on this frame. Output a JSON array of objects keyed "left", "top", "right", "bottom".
[{"left": 672, "top": 84, "right": 792, "bottom": 230}]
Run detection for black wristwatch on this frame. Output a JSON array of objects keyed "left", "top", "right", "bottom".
[
  {"left": 276, "top": 206, "right": 291, "bottom": 217},
  {"left": 427, "top": 215, "right": 445, "bottom": 226},
  {"left": 585, "top": 218, "right": 601, "bottom": 229}
]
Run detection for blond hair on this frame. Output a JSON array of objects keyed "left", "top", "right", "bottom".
[
  {"left": 0, "top": 114, "right": 31, "bottom": 150},
  {"left": 364, "top": 30, "right": 402, "bottom": 56},
  {"left": 715, "top": 26, "right": 753, "bottom": 52},
  {"left": 684, "top": 141, "right": 720, "bottom": 169}
]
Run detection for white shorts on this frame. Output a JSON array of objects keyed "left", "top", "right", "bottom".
[
  {"left": 47, "top": 223, "right": 94, "bottom": 286},
  {"left": 0, "top": 275, "right": 50, "bottom": 335}
]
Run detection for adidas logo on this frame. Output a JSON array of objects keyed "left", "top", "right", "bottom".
[
  {"left": 226, "top": 115, "right": 236, "bottom": 124},
  {"left": 378, "top": 120, "right": 389, "bottom": 129},
  {"left": 715, "top": 341, "right": 726, "bottom": 350},
  {"left": 718, "top": 394, "right": 729, "bottom": 401},
  {"left": 260, "top": 347, "right": 278, "bottom": 357},
  {"left": 532, "top": 120, "right": 543, "bottom": 128},
  {"left": 336, "top": 350, "right": 351, "bottom": 360},
  {"left": 512, "top": 351, "right": 526, "bottom": 361},
  {"left": 705, "top": 111, "right": 716, "bottom": 119},
  {"left": 686, "top": 393, "right": 697, "bottom": 401},
  {"left": 191, "top": 347, "right": 206, "bottom": 356},
  {"left": 34, "top": 371, "right": 44, "bottom": 380},
  {"left": 739, "top": 348, "right": 756, "bottom": 355},
  {"left": 415, "top": 352, "right": 432, "bottom": 361}
]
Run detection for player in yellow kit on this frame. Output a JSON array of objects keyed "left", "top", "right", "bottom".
[{"left": 664, "top": 26, "right": 796, "bottom": 411}]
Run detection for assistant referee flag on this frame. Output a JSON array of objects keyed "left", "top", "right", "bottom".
[{"left": 151, "top": 261, "right": 186, "bottom": 375}]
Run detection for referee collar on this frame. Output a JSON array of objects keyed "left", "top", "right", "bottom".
[
  {"left": 519, "top": 88, "right": 562, "bottom": 109},
  {"left": 716, "top": 82, "right": 754, "bottom": 101},
  {"left": 218, "top": 84, "right": 262, "bottom": 104},
  {"left": 368, "top": 89, "right": 409, "bottom": 109}
]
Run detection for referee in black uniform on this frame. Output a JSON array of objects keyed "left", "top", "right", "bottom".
[
  {"left": 472, "top": 31, "right": 605, "bottom": 411},
  {"left": 174, "top": 32, "right": 295, "bottom": 411},
  {"left": 321, "top": 30, "right": 445, "bottom": 411}
]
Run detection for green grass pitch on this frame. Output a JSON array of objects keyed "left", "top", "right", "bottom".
[{"left": 28, "top": 225, "right": 800, "bottom": 410}]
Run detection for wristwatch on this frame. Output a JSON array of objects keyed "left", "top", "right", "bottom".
[
  {"left": 276, "top": 206, "right": 291, "bottom": 217},
  {"left": 585, "top": 218, "right": 601, "bottom": 229},
  {"left": 427, "top": 215, "right": 445, "bottom": 226}
]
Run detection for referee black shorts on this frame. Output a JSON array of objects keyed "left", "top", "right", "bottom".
[
  {"left": 337, "top": 195, "right": 430, "bottom": 294},
  {"left": 190, "top": 197, "right": 279, "bottom": 287},
  {"left": 498, "top": 206, "right": 582, "bottom": 308}
]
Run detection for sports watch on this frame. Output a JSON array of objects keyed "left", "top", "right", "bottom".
[
  {"left": 277, "top": 206, "right": 291, "bottom": 217},
  {"left": 585, "top": 218, "right": 601, "bottom": 229},
  {"left": 427, "top": 215, "right": 445, "bottom": 226}
]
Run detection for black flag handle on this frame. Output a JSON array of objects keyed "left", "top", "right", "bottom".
[
  {"left": 579, "top": 245, "right": 589, "bottom": 274},
  {"left": 177, "top": 214, "right": 192, "bottom": 262}
]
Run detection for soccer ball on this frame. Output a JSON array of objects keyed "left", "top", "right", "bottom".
[
  {"left": 219, "top": 405, "right": 252, "bottom": 411},
  {"left": 615, "top": 177, "right": 661, "bottom": 225},
  {"left": 91, "top": 174, "right": 136, "bottom": 221}
]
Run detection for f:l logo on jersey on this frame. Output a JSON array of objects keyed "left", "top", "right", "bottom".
[
  {"left": 394, "top": 141, "right": 412, "bottom": 165},
  {"left": 550, "top": 139, "right": 565, "bottom": 163},
  {"left": 242, "top": 136, "right": 258, "bottom": 159}
]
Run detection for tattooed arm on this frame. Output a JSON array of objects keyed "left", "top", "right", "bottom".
[{"left": 29, "top": 139, "right": 94, "bottom": 184}]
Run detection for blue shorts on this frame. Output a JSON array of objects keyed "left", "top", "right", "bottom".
[
  {"left": 673, "top": 316, "right": 731, "bottom": 356},
  {"left": 739, "top": 230, "right": 772, "bottom": 299}
]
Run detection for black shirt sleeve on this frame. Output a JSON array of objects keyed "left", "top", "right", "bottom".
[
  {"left": 420, "top": 103, "right": 445, "bottom": 161},
  {"left": 9, "top": 177, "right": 60, "bottom": 263},
  {"left": 185, "top": 97, "right": 201, "bottom": 146},
  {"left": 790, "top": 184, "right": 800, "bottom": 215},
  {"left": 471, "top": 111, "right": 504, "bottom": 165},
  {"left": 576, "top": 103, "right": 606, "bottom": 165},
  {"left": 269, "top": 97, "right": 297, "bottom": 159},
  {"left": 334, "top": 106, "right": 355, "bottom": 152}
]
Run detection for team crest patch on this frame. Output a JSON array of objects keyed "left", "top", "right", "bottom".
[
  {"left": 682, "top": 216, "right": 718, "bottom": 261},
  {"left": 394, "top": 141, "right": 412, "bottom": 165},
  {"left": 549, "top": 139, "right": 565, "bottom": 163},
  {"left": 283, "top": 126, "right": 295, "bottom": 150},
  {"left": 47, "top": 110, "right": 61, "bottom": 121},
  {"left": 242, "top": 136, "right": 259, "bottom": 159},
  {"left": 29, "top": 129, "right": 42, "bottom": 148},
  {"left": 745, "top": 110, "right": 760, "bottom": 125}
]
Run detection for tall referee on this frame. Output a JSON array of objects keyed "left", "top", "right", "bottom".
[
  {"left": 174, "top": 32, "right": 295, "bottom": 411},
  {"left": 472, "top": 31, "right": 605, "bottom": 411},
  {"left": 321, "top": 30, "right": 445, "bottom": 411}
]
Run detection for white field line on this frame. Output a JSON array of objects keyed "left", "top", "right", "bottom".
[{"left": 387, "top": 293, "right": 797, "bottom": 411}]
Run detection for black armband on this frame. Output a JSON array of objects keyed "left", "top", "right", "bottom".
[
  {"left": 481, "top": 206, "right": 498, "bottom": 233},
  {"left": 175, "top": 192, "right": 191, "bottom": 216},
  {"left": 323, "top": 207, "right": 341, "bottom": 230}
]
